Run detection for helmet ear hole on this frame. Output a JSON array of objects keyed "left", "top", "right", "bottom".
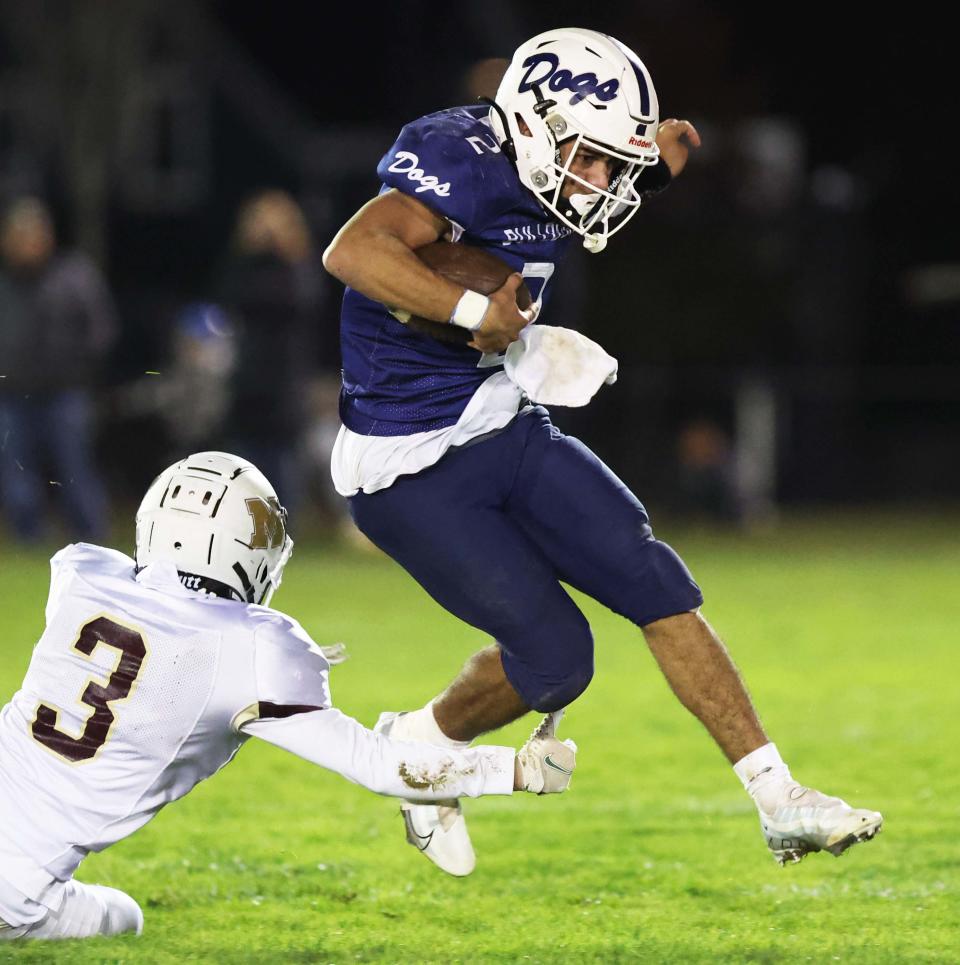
[
  {"left": 174, "top": 541, "right": 182, "bottom": 550},
  {"left": 515, "top": 113, "right": 532, "bottom": 137}
]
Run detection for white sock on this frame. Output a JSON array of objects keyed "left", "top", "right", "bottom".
[
  {"left": 391, "top": 701, "right": 471, "bottom": 750},
  {"left": 733, "top": 742, "right": 793, "bottom": 811}
]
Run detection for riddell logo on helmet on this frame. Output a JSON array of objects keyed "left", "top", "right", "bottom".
[{"left": 629, "top": 136, "right": 653, "bottom": 148}]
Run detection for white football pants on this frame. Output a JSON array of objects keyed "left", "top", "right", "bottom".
[{"left": 0, "top": 877, "right": 142, "bottom": 941}]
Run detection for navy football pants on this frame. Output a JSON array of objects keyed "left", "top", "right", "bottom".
[{"left": 349, "top": 407, "right": 703, "bottom": 711}]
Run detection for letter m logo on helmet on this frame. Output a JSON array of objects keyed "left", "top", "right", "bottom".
[{"left": 245, "top": 496, "right": 286, "bottom": 550}]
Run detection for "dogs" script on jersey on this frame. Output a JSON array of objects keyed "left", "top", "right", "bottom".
[{"left": 387, "top": 152, "right": 452, "bottom": 197}]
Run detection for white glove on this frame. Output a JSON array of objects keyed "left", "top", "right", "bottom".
[
  {"left": 503, "top": 325, "right": 617, "bottom": 407},
  {"left": 516, "top": 711, "right": 577, "bottom": 794}
]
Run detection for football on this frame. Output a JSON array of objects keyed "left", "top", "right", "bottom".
[{"left": 397, "top": 242, "right": 532, "bottom": 345}]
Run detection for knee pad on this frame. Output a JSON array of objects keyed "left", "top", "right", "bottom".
[
  {"left": 501, "top": 613, "right": 594, "bottom": 713},
  {"left": 627, "top": 538, "right": 704, "bottom": 627}
]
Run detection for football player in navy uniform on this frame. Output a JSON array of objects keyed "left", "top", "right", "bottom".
[{"left": 323, "top": 28, "right": 881, "bottom": 875}]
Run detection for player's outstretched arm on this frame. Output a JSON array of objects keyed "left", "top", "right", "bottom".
[{"left": 240, "top": 707, "right": 575, "bottom": 799}]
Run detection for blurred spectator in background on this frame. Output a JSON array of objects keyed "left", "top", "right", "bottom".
[
  {"left": 111, "top": 303, "right": 236, "bottom": 460},
  {"left": 675, "top": 417, "right": 737, "bottom": 521},
  {"left": 215, "top": 190, "right": 330, "bottom": 513},
  {"left": 0, "top": 197, "right": 117, "bottom": 543}
]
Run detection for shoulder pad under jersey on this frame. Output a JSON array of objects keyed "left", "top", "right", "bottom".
[
  {"left": 252, "top": 612, "right": 332, "bottom": 713},
  {"left": 46, "top": 543, "right": 136, "bottom": 624},
  {"left": 377, "top": 106, "right": 518, "bottom": 231}
]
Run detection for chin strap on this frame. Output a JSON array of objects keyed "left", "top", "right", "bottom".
[
  {"left": 528, "top": 84, "right": 557, "bottom": 118},
  {"left": 479, "top": 97, "right": 516, "bottom": 162}
]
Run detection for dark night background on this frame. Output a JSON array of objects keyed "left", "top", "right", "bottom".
[{"left": 1, "top": 2, "right": 956, "bottom": 518}]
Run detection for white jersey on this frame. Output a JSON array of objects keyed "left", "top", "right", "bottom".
[
  {"left": 0, "top": 545, "right": 513, "bottom": 918},
  {"left": 331, "top": 372, "right": 525, "bottom": 496}
]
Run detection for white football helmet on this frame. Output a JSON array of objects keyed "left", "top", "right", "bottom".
[
  {"left": 135, "top": 451, "right": 293, "bottom": 606},
  {"left": 489, "top": 27, "right": 660, "bottom": 252}
]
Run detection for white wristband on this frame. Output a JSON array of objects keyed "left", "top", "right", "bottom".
[{"left": 449, "top": 290, "right": 490, "bottom": 331}]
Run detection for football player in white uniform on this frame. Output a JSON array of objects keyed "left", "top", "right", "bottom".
[{"left": 0, "top": 452, "right": 576, "bottom": 942}]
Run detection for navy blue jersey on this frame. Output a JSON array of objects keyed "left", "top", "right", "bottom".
[{"left": 339, "top": 106, "right": 575, "bottom": 436}]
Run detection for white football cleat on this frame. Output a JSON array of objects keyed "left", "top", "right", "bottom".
[
  {"left": 517, "top": 712, "right": 577, "bottom": 794},
  {"left": 399, "top": 798, "right": 476, "bottom": 877},
  {"left": 759, "top": 783, "right": 883, "bottom": 865},
  {"left": 374, "top": 711, "right": 476, "bottom": 877}
]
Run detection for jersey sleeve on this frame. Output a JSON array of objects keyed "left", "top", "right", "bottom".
[
  {"left": 250, "top": 616, "right": 332, "bottom": 718},
  {"left": 240, "top": 708, "right": 515, "bottom": 800},
  {"left": 44, "top": 543, "right": 133, "bottom": 624},
  {"left": 377, "top": 116, "right": 492, "bottom": 231}
]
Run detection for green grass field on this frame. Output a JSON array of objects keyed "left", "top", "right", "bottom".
[{"left": 2, "top": 511, "right": 958, "bottom": 963}]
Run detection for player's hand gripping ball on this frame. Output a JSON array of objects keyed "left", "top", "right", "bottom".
[{"left": 390, "top": 242, "right": 532, "bottom": 345}]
